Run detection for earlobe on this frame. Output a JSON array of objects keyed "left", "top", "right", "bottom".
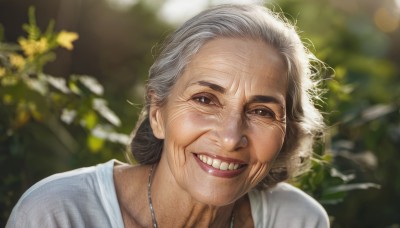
[{"left": 149, "top": 104, "right": 165, "bottom": 139}]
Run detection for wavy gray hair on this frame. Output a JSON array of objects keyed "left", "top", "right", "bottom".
[{"left": 130, "top": 4, "right": 325, "bottom": 188}]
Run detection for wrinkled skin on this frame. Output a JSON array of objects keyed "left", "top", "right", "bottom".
[{"left": 150, "top": 37, "right": 288, "bottom": 208}]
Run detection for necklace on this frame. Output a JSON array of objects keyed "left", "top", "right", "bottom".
[
  {"left": 147, "top": 164, "right": 235, "bottom": 228},
  {"left": 148, "top": 164, "right": 158, "bottom": 228}
]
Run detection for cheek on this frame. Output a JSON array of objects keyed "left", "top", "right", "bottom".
[
  {"left": 164, "top": 110, "right": 216, "bottom": 184},
  {"left": 165, "top": 110, "right": 214, "bottom": 154},
  {"left": 250, "top": 125, "right": 286, "bottom": 163}
]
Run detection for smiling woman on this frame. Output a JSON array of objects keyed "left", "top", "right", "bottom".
[
  {"left": 148, "top": 37, "right": 289, "bottom": 207},
  {"left": 7, "top": 4, "right": 329, "bottom": 228}
]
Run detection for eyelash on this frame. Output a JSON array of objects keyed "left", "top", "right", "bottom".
[
  {"left": 192, "top": 93, "right": 218, "bottom": 106},
  {"left": 247, "top": 107, "right": 276, "bottom": 119},
  {"left": 191, "top": 92, "right": 279, "bottom": 122}
]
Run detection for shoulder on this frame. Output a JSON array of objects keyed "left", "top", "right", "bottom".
[
  {"left": 249, "top": 182, "right": 330, "bottom": 228},
  {"left": 266, "top": 182, "right": 327, "bottom": 214},
  {"left": 6, "top": 160, "right": 123, "bottom": 228}
]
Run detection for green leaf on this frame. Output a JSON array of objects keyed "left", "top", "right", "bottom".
[
  {"left": 92, "top": 98, "right": 121, "bottom": 126},
  {"left": 91, "top": 125, "right": 129, "bottom": 145},
  {"left": 68, "top": 79, "right": 81, "bottom": 95},
  {"left": 22, "top": 7, "right": 41, "bottom": 41},
  {"left": 87, "top": 135, "right": 104, "bottom": 153},
  {"left": 44, "top": 19, "right": 55, "bottom": 38},
  {"left": 69, "top": 75, "right": 104, "bottom": 96},
  {"left": 24, "top": 78, "right": 48, "bottom": 95},
  {"left": 60, "top": 109, "right": 77, "bottom": 124},
  {"left": 324, "top": 183, "right": 381, "bottom": 194},
  {"left": 83, "top": 111, "right": 98, "bottom": 130},
  {"left": 0, "top": 43, "right": 21, "bottom": 52},
  {"left": 45, "top": 74, "right": 70, "bottom": 94},
  {"left": 1, "top": 76, "right": 19, "bottom": 86},
  {"left": 76, "top": 75, "right": 104, "bottom": 95}
]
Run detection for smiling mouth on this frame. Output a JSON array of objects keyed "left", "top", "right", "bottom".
[{"left": 196, "top": 154, "right": 245, "bottom": 171}]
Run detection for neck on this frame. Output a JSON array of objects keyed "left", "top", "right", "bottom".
[{"left": 149, "top": 156, "right": 237, "bottom": 227}]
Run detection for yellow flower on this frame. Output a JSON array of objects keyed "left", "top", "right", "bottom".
[
  {"left": 9, "top": 54, "right": 26, "bottom": 70},
  {"left": 56, "top": 31, "right": 79, "bottom": 50},
  {"left": 0, "top": 67, "right": 5, "bottom": 77},
  {"left": 37, "top": 37, "right": 48, "bottom": 53},
  {"left": 18, "top": 37, "right": 49, "bottom": 57},
  {"left": 18, "top": 38, "right": 32, "bottom": 56}
]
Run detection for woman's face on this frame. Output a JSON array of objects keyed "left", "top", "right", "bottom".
[{"left": 150, "top": 38, "right": 287, "bottom": 206}]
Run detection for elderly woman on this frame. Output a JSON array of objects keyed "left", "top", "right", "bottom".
[{"left": 7, "top": 4, "right": 329, "bottom": 228}]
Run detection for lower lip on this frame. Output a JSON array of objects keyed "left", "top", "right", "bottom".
[{"left": 193, "top": 154, "right": 246, "bottom": 178}]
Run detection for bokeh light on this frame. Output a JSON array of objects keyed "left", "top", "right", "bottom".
[{"left": 374, "top": 6, "right": 400, "bottom": 33}]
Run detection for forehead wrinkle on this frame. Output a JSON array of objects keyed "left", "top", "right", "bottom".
[
  {"left": 186, "top": 64, "right": 235, "bottom": 81},
  {"left": 227, "top": 71, "right": 242, "bottom": 98},
  {"left": 226, "top": 60, "right": 259, "bottom": 104},
  {"left": 216, "top": 52, "right": 252, "bottom": 99},
  {"left": 187, "top": 80, "right": 226, "bottom": 94},
  {"left": 185, "top": 38, "right": 287, "bottom": 105},
  {"left": 228, "top": 45, "right": 264, "bottom": 99}
]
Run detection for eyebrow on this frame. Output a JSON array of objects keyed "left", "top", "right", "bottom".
[
  {"left": 193, "top": 80, "right": 226, "bottom": 94},
  {"left": 249, "top": 95, "right": 283, "bottom": 105}
]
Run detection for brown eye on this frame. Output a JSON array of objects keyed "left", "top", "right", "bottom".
[
  {"left": 196, "top": 96, "right": 211, "bottom": 104},
  {"left": 193, "top": 95, "right": 215, "bottom": 105},
  {"left": 248, "top": 108, "right": 275, "bottom": 118}
]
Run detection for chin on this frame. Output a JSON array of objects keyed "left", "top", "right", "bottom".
[{"left": 187, "top": 184, "right": 245, "bottom": 207}]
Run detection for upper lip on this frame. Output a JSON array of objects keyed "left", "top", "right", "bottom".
[{"left": 194, "top": 152, "right": 247, "bottom": 164}]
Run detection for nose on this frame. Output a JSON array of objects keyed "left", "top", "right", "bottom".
[{"left": 217, "top": 113, "right": 248, "bottom": 151}]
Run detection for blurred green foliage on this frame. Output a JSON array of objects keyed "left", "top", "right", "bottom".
[
  {"left": 277, "top": 0, "right": 400, "bottom": 227},
  {"left": 1, "top": 0, "right": 399, "bottom": 227},
  {"left": 0, "top": 7, "right": 129, "bottom": 224}
]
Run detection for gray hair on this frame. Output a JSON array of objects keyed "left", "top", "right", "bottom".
[{"left": 130, "top": 4, "right": 325, "bottom": 188}]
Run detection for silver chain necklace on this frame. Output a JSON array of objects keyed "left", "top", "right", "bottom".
[{"left": 147, "top": 164, "right": 235, "bottom": 228}]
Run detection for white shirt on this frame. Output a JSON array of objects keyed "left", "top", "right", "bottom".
[{"left": 6, "top": 160, "right": 329, "bottom": 228}]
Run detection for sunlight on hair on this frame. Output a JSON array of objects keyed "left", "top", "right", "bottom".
[{"left": 158, "top": 0, "right": 266, "bottom": 24}]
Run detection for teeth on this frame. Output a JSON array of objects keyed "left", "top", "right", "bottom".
[
  {"left": 197, "top": 154, "right": 241, "bottom": 171},
  {"left": 212, "top": 159, "right": 221, "bottom": 168},
  {"left": 220, "top": 162, "right": 229, "bottom": 171},
  {"left": 206, "top": 157, "right": 213, "bottom": 165}
]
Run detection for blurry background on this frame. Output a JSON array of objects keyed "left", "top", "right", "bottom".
[{"left": 0, "top": 0, "right": 399, "bottom": 227}]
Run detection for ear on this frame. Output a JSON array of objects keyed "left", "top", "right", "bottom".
[{"left": 149, "top": 96, "right": 165, "bottom": 140}]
